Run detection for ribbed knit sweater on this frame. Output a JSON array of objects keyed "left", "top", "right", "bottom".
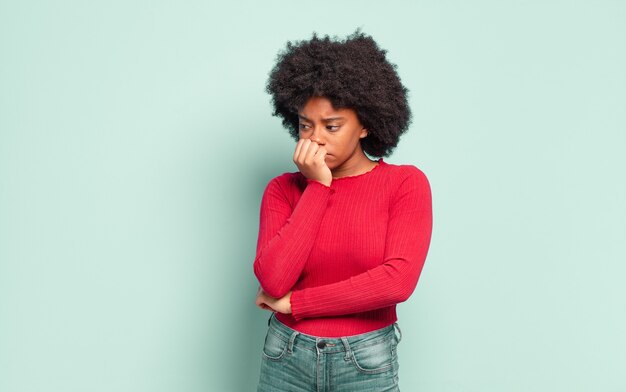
[{"left": 254, "top": 158, "right": 433, "bottom": 337}]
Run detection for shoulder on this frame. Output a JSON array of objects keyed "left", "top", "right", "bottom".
[
  {"left": 264, "top": 171, "right": 307, "bottom": 194},
  {"left": 381, "top": 162, "right": 432, "bottom": 211},
  {"left": 382, "top": 161, "right": 430, "bottom": 188}
]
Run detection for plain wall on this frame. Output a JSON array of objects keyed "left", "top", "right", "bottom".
[{"left": 1, "top": 1, "right": 625, "bottom": 391}]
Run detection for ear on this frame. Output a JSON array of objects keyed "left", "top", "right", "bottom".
[{"left": 359, "top": 128, "right": 368, "bottom": 138}]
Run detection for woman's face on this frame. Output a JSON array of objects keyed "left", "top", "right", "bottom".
[{"left": 297, "top": 96, "right": 368, "bottom": 171}]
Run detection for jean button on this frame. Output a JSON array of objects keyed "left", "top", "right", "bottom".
[{"left": 317, "top": 341, "right": 326, "bottom": 349}]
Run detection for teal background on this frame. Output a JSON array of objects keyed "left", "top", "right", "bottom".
[{"left": 1, "top": 1, "right": 625, "bottom": 391}]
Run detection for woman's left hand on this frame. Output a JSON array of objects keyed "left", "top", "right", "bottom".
[{"left": 255, "top": 287, "right": 292, "bottom": 314}]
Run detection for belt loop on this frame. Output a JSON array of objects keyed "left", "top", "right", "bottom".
[
  {"left": 340, "top": 337, "right": 352, "bottom": 361},
  {"left": 287, "top": 331, "right": 299, "bottom": 354},
  {"left": 394, "top": 323, "right": 402, "bottom": 343}
]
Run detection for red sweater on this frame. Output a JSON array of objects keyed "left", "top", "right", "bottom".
[{"left": 254, "top": 158, "right": 433, "bottom": 337}]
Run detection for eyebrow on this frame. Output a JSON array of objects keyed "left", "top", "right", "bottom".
[{"left": 298, "top": 114, "right": 345, "bottom": 122}]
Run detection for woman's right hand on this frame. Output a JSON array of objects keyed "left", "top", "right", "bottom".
[{"left": 293, "top": 138, "right": 332, "bottom": 187}]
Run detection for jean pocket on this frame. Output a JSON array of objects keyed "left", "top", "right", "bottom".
[
  {"left": 349, "top": 335, "right": 397, "bottom": 374},
  {"left": 261, "top": 330, "right": 288, "bottom": 362}
]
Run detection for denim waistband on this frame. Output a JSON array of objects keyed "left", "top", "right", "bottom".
[{"left": 266, "top": 313, "right": 402, "bottom": 355}]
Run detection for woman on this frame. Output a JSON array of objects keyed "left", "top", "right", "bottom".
[{"left": 253, "top": 30, "right": 433, "bottom": 391}]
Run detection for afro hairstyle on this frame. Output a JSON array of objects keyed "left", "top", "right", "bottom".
[{"left": 266, "top": 29, "right": 412, "bottom": 158}]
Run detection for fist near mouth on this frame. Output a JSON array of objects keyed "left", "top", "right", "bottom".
[{"left": 293, "top": 139, "right": 332, "bottom": 187}]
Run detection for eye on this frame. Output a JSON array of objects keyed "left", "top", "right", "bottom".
[
  {"left": 298, "top": 123, "right": 310, "bottom": 131},
  {"left": 326, "top": 125, "right": 340, "bottom": 132}
]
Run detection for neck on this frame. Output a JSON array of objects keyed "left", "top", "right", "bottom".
[{"left": 331, "top": 151, "right": 378, "bottom": 179}]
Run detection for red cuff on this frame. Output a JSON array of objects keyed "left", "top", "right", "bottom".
[
  {"left": 289, "top": 289, "right": 305, "bottom": 321},
  {"left": 306, "top": 178, "right": 334, "bottom": 192}
]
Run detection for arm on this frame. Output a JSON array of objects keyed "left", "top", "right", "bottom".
[
  {"left": 253, "top": 176, "right": 334, "bottom": 298},
  {"left": 255, "top": 138, "right": 332, "bottom": 297},
  {"left": 289, "top": 167, "right": 433, "bottom": 320}
]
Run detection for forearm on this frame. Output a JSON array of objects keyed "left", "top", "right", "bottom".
[
  {"left": 254, "top": 179, "right": 334, "bottom": 297},
  {"left": 290, "top": 250, "right": 428, "bottom": 320}
]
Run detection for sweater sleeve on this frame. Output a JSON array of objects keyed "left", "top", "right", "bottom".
[
  {"left": 289, "top": 167, "right": 433, "bottom": 320},
  {"left": 253, "top": 176, "right": 334, "bottom": 298}
]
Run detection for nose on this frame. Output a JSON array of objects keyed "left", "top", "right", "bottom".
[{"left": 309, "top": 127, "right": 324, "bottom": 144}]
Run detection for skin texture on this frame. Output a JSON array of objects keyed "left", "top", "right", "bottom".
[{"left": 255, "top": 96, "right": 379, "bottom": 314}]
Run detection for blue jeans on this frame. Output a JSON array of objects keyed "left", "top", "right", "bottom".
[{"left": 257, "top": 313, "right": 402, "bottom": 391}]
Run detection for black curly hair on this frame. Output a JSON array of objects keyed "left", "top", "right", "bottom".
[{"left": 266, "top": 29, "right": 411, "bottom": 158}]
